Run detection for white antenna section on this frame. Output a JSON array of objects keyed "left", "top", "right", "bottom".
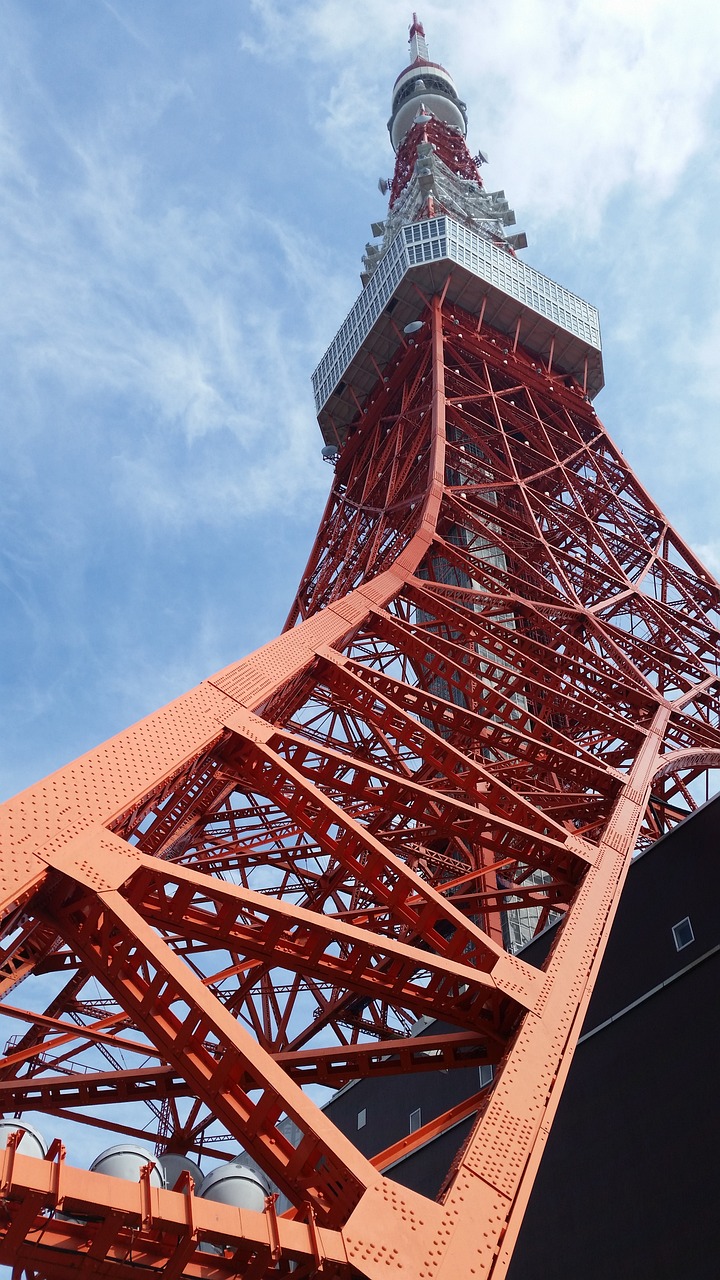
[{"left": 409, "top": 12, "right": 429, "bottom": 62}]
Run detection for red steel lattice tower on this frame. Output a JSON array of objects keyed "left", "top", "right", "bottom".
[{"left": 1, "top": 14, "right": 720, "bottom": 1280}]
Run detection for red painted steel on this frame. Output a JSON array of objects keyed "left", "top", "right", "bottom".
[
  {"left": 2, "top": 24, "right": 720, "bottom": 1280},
  {"left": 390, "top": 115, "right": 483, "bottom": 209},
  {"left": 1, "top": 292, "right": 719, "bottom": 1278}
]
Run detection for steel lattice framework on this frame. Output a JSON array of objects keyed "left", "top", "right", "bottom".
[{"left": 2, "top": 18, "right": 720, "bottom": 1280}]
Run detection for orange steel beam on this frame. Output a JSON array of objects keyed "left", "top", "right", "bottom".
[
  {"left": 0, "top": 1002, "right": 157, "bottom": 1062},
  {"left": 2, "top": 292, "right": 720, "bottom": 1280},
  {"left": 0, "top": 1143, "right": 351, "bottom": 1278},
  {"left": 370, "top": 1087, "right": 489, "bottom": 1174},
  {"left": 0, "top": 1032, "right": 492, "bottom": 1115}
]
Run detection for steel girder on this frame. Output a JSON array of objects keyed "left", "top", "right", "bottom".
[{"left": 1, "top": 296, "right": 720, "bottom": 1278}]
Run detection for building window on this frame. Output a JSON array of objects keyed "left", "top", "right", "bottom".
[
  {"left": 357, "top": 1108, "right": 367, "bottom": 1130},
  {"left": 672, "top": 917, "right": 694, "bottom": 951},
  {"left": 479, "top": 1064, "right": 494, "bottom": 1088},
  {"left": 409, "top": 1108, "right": 422, "bottom": 1134}
]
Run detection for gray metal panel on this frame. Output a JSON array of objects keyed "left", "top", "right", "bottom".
[{"left": 313, "top": 216, "right": 603, "bottom": 444}]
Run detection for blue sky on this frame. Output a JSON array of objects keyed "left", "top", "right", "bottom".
[{"left": 1, "top": 0, "right": 720, "bottom": 803}]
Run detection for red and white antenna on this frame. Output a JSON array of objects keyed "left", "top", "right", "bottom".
[{"left": 408, "top": 11, "right": 429, "bottom": 63}]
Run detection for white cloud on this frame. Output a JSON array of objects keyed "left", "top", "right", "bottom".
[
  {"left": 1, "top": 0, "right": 719, "bottom": 802},
  {"left": 241, "top": 0, "right": 720, "bottom": 230},
  {"left": 98, "top": 0, "right": 151, "bottom": 49},
  {"left": 0, "top": 0, "right": 715, "bottom": 556},
  {"left": 466, "top": 0, "right": 720, "bottom": 228},
  {"left": 670, "top": 304, "right": 720, "bottom": 407},
  {"left": 0, "top": 49, "right": 341, "bottom": 530},
  {"left": 695, "top": 542, "right": 720, "bottom": 578}
]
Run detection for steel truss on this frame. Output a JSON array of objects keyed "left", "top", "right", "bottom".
[{"left": 1, "top": 295, "right": 720, "bottom": 1278}]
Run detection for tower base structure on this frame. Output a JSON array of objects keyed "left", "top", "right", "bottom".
[
  {"left": 1, "top": 279, "right": 720, "bottom": 1278},
  {"left": 320, "top": 793, "right": 720, "bottom": 1280}
]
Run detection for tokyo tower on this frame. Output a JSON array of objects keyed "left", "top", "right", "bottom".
[{"left": 2, "top": 12, "right": 720, "bottom": 1280}]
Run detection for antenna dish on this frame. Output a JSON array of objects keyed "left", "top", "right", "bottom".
[
  {"left": 404, "top": 320, "right": 424, "bottom": 335},
  {"left": 378, "top": 177, "right": 389, "bottom": 195}
]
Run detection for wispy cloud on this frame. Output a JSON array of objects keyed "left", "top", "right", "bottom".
[
  {"left": 98, "top": 0, "right": 151, "bottom": 49},
  {"left": 0, "top": 14, "right": 348, "bottom": 541},
  {"left": 1, "top": 0, "right": 719, "bottom": 802},
  {"left": 242, "top": 0, "right": 720, "bottom": 229}
]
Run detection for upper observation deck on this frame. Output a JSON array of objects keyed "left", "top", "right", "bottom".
[{"left": 312, "top": 214, "right": 603, "bottom": 445}]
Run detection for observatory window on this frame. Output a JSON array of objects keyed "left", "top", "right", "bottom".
[
  {"left": 479, "top": 1064, "right": 494, "bottom": 1088},
  {"left": 357, "top": 1108, "right": 367, "bottom": 1130},
  {"left": 672, "top": 916, "right": 694, "bottom": 951},
  {"left": 409, "top": 1108, "right": 422, "bottom": 1134}
]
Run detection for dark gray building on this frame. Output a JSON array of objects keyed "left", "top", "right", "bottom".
[{"left": 325, "top": 794, "right": 720, "bottom": 1278}]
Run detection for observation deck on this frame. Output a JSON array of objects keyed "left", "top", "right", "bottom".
[{"left": 313, "top": 215, "right": 603, "bottom": 444}]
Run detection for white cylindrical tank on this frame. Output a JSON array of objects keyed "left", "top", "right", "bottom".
[
  {"left": 158, "top": 1153, "right": 203, "bottom": 1191},
  {"left": 198, "top": 1159, "right": 270, "bottom": 1213},
  {"left": 90, "top": 1144, "right": 164, "bottom": 1187},
  {"left": 0, "top": 1119, "right": 47, "bottom": 1158}
]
